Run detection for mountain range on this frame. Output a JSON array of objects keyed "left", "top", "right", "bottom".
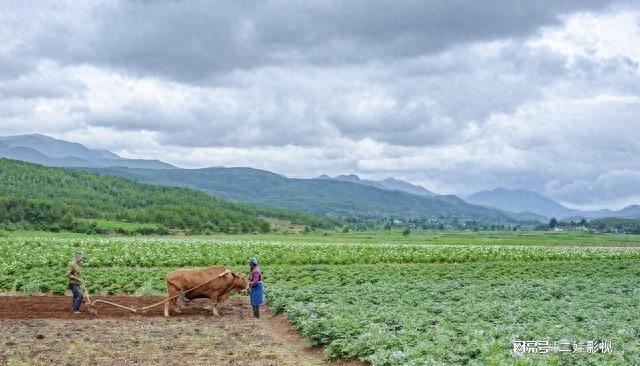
[
  {"left": 467, "top": 188, "right": 640, "bottom": 220},
  {"left": 89, "top": 166, "right": 516, "bottom": 221},
  {"left": 0, "top": 134, "right": 173, "bottom": 169},
  {"left": 0, "top": 134, "right": 523, "bottom": 222},
  {"left": 319, "top": 174, "right": 436, "bottom": 197},
  {"left": 2, "top": 133, "right": 638, "bottom": 222}
]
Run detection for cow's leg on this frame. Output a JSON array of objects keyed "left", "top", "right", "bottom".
[
  {"left": 165, "top": 279, "right": 181, "bottom": 317},
  {"left": 177, "top": 290, "right": 188, "bottom": 310},
  {"left": 164, "top": 279, "right": 173, "bottom": 317},
  {"left": 209, "top": 292, "right": 220, "bottom": 317},
  {"left": 172, "top": 298, "right": 182, "bottom": 313},
  {"left": 215, "top": 292, "right": 230, "bottom": 315},
  {"left": 164, "top": 296, "right": 182, "bottom": 315}
]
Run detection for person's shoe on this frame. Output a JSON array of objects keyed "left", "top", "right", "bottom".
[{"left": 72, "top": 311, "right": 82, "bottom": 315}]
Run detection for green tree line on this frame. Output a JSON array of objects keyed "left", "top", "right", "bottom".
[{"left": 588, "top": 217, "right": 640, "bottom": 234}]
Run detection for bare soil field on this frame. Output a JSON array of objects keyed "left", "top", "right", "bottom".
[{"left": 0, "top": 296, "right": 363, "bottom": 366}]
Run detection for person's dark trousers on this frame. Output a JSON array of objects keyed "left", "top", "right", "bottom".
[
  {"left": 69, "top": 283, "right": 83, "bottom": 312},
  {"left": 252, "top": 306, "right": 260, "bottom": 318}
]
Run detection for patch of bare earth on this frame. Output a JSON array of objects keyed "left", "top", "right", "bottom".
[{"left": 0, "top": 296, "right": 365, "bottom": 366}]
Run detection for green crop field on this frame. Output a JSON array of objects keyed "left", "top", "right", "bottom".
[{"left": 1, "top": 231, "right": 639, "bottom": 365}]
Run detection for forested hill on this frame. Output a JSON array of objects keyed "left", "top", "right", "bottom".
[
  {"left": 89, "top": 166, "right": 518, "bottom": 222},
  {"left": 0, "top": 158, "right": 280, "bottom": 234}
]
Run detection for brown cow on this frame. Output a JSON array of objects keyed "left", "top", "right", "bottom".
[{"left": 164, "top": 266, "right": 247, "bottom": 317}]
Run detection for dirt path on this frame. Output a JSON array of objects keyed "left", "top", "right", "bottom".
[{"left": 0, "top": 296, "right": 365, "bottom": 366}]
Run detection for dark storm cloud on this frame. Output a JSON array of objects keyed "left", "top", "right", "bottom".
[
  {"left": 17, "top": 0, "right": 616, "bottom": 82},
  {"left": 1, "top": 0, "right": 616, "bottom": 148}
]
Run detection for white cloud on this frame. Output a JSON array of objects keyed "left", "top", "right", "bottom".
[{"left": 531, "top": 8, "right": 640, "bottom": 63}]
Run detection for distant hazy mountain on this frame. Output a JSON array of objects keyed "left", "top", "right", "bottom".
[
  {"left": 88, "top": 166, "right": 522, "bottom": 222},
  {"left": 467, "top": 187, "right": 640, "bottom": 219},
  {"left": 616, "top": 205, "right": 640, "bottom": 217},
  {"left": 0, "top": 134, "right": 174, "bottom": 169},
  {"left": 320, "top": 174, "right": 436, "bottom": 197},
  {"left": 467, "top": 188, "right": 568, "bottom": 218}
]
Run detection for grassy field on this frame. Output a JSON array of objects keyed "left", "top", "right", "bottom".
[{"left": 1, "top": 230, "right": 639, "bottom": 365}]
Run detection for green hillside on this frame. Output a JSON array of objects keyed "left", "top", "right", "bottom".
[
  {"left": 0, "top": 158, "right": 281, "bottom": 234},
  {"left": 89, "top": 166, "right": 527, "bottom": 223}
]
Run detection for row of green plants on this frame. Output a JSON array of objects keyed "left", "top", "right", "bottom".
[{"left": 3, "top": 237, "right": 640, "bottom": 273}]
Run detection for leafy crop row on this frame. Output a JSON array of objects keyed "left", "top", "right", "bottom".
[{"left": 3, "top": 237, "right": 640, "bottom": 272}]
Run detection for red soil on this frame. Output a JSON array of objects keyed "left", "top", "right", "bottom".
[{"left": 0, "top": 295, "right": 234, "bottom": 319}]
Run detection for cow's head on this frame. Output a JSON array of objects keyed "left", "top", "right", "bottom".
[{"left": 230, "top": 272, "right": 247, "bottom": 292}]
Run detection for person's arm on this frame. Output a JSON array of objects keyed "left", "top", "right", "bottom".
[{"left": 66, "top": 263, "right": 82, "bottom": 283}]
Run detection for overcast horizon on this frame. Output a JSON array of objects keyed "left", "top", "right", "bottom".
[{"left": 1, "top": 1, "right": 640, "bottom": 210}]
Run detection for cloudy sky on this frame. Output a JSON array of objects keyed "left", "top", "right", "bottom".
[{"left": 1, "top": 1, "right": 639, "bottom": 210}]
